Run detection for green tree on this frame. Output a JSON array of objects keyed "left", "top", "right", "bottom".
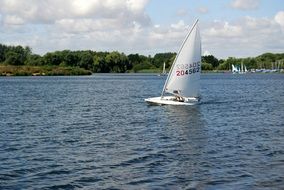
[
  {"left": 128, "top": 53, "right": 140, "bottom": 68},
  {"left": 105, "top": 51, "right": 129, "bottom": 73},
  {"left": 79, "top": 51, "right": 93, "bottom": 70},
  {"left": 202, "top": 55, "right": 219, "bottom": 68},
  {"left": 217, "top": 59, "right": 229, "bottom": 70},
  {"left": 63, "top": 51, "right": 79, "bottom": 67},
  {"left": 202, "top": 62, "right": 213, "bottom": 70},
  {"left": 43, "top": 52, "right": 62, "bottom": 65},
  {"left": 0, "top": 44, "right": 8, "bottom": 63},
  {"left": 132, "top": 62, "right": 155, "bottom": 72},
  {"left": 152, "top": 53, "right": 176, "bottom": 68},
  {"left": 224, "top": 57, "right": 238, "bottom": 70},
  {"left": 26, "top": 54, "right": 44, "bottom": 66},
  {"left": 5, "top": 51, "right": 22, "bottom": 65}
]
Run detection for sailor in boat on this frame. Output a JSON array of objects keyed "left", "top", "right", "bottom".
[{"left": 173, "top": 90, "right": 185, "bottom": 102}]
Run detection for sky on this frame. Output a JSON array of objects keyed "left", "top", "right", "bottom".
[{"left": 0, "top": 0, "right": 283, "bottom": 59}]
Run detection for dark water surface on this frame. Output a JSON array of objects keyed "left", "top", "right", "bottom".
[{"left": 0, "top": 74, "right": 284, "bottom": 189}]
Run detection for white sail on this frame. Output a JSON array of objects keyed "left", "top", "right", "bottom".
[
  {"left": 232, "top": 64, "right": 236, "bottom": 73},
  {"left": 145, "top": 19, "right": 201, "bottom": 105},
  {"left": 162, "top": 62, "right": 166, "bottom": 74},
  {"left": 161, "top": 19, "right": 201, "bottom": 98},
  {"left": 232, "top": 64, "right": 240, "bottom": 73},
  {"left": 237, "top": 66, "right": 240, "bottom": 73}
]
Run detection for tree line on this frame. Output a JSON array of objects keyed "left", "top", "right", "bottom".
[{"left": 1, "top": 43, "right": 284, "bottom": 73}]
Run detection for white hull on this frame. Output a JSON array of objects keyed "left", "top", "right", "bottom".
[{"left": 145, "top": 96, "right": 199, "bottom": 106}]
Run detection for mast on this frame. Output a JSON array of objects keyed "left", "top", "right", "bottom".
[{"left": 160, "top": 19, "right": 199, "bottom": 98}]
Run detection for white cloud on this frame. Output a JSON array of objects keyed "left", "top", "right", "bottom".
[
  {"left": 0, "top": 0, "right": 283, "bottom": 59},
  {"left": 71, "top": 0, "right": 100, "bottom": 16},
  {"left": 0, "top": 0, "right": 58, "bottom": 23},
  {"left": 231, "top": 0, "right": 260, "bottom": 10},
  {"left": 202, "top": 14, "right": 284, "bottom": 58},
  {"left": 170, "top": 20, "right": 187, "bottom": 30},
  {"left": 0, "top": 0, "right": 150, "bottom": 25},
  {"left": 203, "top": 50, "right": 212, "bottom": 56},
  {"left": 0, "top": 0, "right": 153, "bottom": 55},
  {"left": 3, "top": 15, "right": 25, "bottom": 25},
  {"left": 55, "top": 18, "right": 131, "bottom": 33},
  {"left": 206, "top": 21, "right": 243, "bottom": 37},
  {"left": 126, "top": 0, "right": 149, "bottom": 13},
  {"left": 275, "top": 11, "right": 284, "bottom": 31}
]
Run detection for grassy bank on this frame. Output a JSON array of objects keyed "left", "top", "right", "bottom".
[
  {"left": 0, "top": 65, "right": 92, "bottom": 76},
  {"left": 133, "top": 68, "right": 162, "bottom": 73}
]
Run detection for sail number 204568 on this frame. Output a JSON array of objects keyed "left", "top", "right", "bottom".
[{"left": 176, "top": 62, "right": 201, "bottom": 76}]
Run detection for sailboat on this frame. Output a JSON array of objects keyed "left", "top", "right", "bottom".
[
  {"left": 145, "top": 19, "right": 201, "bottom": 105},
  {"left": 244, "top": 65, "right": 248, "bottom": 73},
  {"left": 240, "top": 62, "right": 248, "bottom": 74},
  {"left": 232, "top": 64, "right": 239, "bottom": 74},
  {"left": 158, "top": 62, "right": 167, "bottom": 76},
  {"left": 240, "top": 62, "right": 244, "bottom": 74}
]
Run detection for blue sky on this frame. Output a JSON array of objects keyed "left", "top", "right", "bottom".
[
  {"left": 0, "top": 0, "right": 283, "bottom": 58},
  {"left": 147, "top": 0, "right": 282, "bottom": 22}
]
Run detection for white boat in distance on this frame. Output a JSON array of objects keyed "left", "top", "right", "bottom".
[
  {"left": 145, "top": 19, "right": 201, "bottom": 105},
  {"left": 158, "top": 62, "right": 167, "bottom": 76}
]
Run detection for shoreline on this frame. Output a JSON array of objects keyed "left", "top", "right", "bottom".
[
  {"left": 0, "top": 65, "right": 92, "bottom": 76},
  {"left": 1, "top": 65, "right": 283, "bottom": 76}
]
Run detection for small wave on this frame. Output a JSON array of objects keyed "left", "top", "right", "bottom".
[
  {"left": 42, "top": 183, "right": 82, "bottom": 190},
  {"left": 37, "top": 169, "right": 71, "bottom": 177},
  {"left": 127, "top": 177, "right": 155, "bottom": 185},
  {"left": 113, "top": 153, "right": 167, "bottom": 168},
  {"left": 76, "top": 176, "right": 102, "bottom": 183}
]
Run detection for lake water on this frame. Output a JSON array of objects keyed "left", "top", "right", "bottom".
[{"left": 0, "top": 73, "right": 284, "bottom": 189}]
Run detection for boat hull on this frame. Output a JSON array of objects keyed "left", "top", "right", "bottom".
[{"left": 145, "top": 96, "right": 199, "bottom": 106}]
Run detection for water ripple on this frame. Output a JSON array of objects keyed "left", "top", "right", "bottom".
[{"left": 0, "top": 74, "right": 284, "bottom": 189}]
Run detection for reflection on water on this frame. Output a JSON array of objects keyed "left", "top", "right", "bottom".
[{"left": 162, "top": 106, "right": 210, "bottom": 188}]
